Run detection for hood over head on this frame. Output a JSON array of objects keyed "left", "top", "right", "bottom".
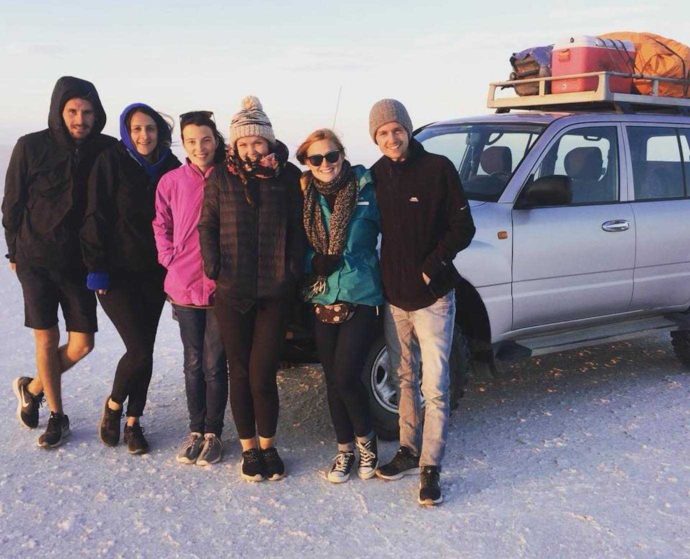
[
  {"left": 119, "top": 102, "right": 173, "bottom": 181},
  {"left": 48, "top": 76, "right": 107, "bottom": 143}
]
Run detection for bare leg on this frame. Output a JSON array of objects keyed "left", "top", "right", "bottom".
[
  {"left": 259, "top": 436, "right": 276, "bottom": 450},
  {"left": 240, "top": 437, "right": 258, "bottom": 451},
  {"left": 31, "top": 329, "right": 94, "bottom": 412}
]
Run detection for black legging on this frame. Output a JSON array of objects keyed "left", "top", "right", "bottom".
[
  {"left": 98, "top": 269, "right": 166, "bottom": 417},
  {"left": 314, "top": 304, "right": 376, "bottom": 444},
  {"left": 214, "top": 294, "right": 287, "bottom": 440}
]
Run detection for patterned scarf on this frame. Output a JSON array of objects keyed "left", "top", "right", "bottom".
[
  {"left": 302, "top": 160, "right": 357, "bottom": 298},
  {"left": 226, "top": 140, "right": 289, "bottom": 206}
]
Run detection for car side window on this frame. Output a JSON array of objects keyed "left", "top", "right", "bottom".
[
  {"left": 533, "top": 126, "right": 619, "bottom": 204},
  {"left": 627, "top": 126, "right": 685, "bottom": 201}
]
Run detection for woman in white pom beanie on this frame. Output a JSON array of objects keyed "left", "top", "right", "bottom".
[{"left": 198, "top": 96, "right": 305, "bottom": 482}]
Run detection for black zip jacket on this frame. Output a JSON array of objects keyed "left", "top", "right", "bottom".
[
  {"left": 80, "top": 142, "right": 181, "bottom": 274},
  {"left": 372, "top": 139, "right": 476, "bottom": 311},
  {"left": 198, "top": 156, "right": 305, "bottom": 305},
  {"left": 2, "top": 76, "right": 116, "bottom": 270}
]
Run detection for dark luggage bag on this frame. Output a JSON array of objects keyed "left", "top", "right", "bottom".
[{"left": 510, "top": 45, "right": 553, "bottom": 95}]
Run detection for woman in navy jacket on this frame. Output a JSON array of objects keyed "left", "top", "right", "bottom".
[{"left": 81, "top": 103, "right": 180, "bottom": 454}]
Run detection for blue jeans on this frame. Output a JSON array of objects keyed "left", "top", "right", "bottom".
[
  {"left": 173, "top": 305, "right": 228, "bottom": 436},
  {"left": 384, "top": 292, "right": 456, "bottom": 467}
]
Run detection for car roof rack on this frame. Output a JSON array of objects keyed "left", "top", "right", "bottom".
[{"left": 487, "top": 72, "right": 690, "bottom": 115}]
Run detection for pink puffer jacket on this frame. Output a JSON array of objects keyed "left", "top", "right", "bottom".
[{"left": 153, "top": 162, "right": 216, "bottom": 306}]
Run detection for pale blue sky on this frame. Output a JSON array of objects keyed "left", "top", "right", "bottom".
[{"left": 1, "top": 0, "right": 688, "bottom": 166}]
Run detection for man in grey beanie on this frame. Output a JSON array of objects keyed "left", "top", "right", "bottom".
[{"left": 369, "top": 98, "right": 475, "bottom": 506}]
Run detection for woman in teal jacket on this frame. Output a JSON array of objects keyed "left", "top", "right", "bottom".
[{"left": 297, "top": 128, "right": 384, "bottom": 484}]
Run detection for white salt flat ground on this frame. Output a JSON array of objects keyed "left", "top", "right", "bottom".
[{"left": 0, "top": 260, "right": 688, "bottom": 559}]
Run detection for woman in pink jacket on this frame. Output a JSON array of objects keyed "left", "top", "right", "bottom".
[{"left": 153, "top": 111, "right": 228, "bottom": 466}]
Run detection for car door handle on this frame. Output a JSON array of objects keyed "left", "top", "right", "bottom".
[{"left": 601, "top": 219, "right": 630, "bottom": 232}]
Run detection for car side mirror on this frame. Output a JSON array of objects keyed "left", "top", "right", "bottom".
[{"left": 515, "top": 175, "right": 572, "bottom": 209}]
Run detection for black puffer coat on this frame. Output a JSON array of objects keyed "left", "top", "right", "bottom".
[
  {"left": 80, "top": 142, "right": 181, "bottom": 274},
  {"left": 2, "top": 76, "right": 116, "bottom": 270},
  {"left": 198, "top": 154, "right": 304, "bottom": 304}
]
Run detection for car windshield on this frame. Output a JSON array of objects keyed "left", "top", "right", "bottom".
[{"left": 416, "top": 123, "right": 546, "bottom": 201}]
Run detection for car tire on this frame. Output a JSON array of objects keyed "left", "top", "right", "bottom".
[
  {"left": 670, "top": 330, "right": 690, "bottom": 368},
  {"left": 361, "top": 327, "right": 471, "bottom": 442}
]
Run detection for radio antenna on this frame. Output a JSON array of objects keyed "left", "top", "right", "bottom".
[{"left": 332, "top": 86, "right": 343, "bottom": 129}]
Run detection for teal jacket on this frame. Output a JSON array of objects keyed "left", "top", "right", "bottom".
[{"left": 306, "top": 165, "right": 384, "bottom": 307}]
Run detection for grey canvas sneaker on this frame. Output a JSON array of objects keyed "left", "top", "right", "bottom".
[
  {"left": 176, "top": 432, "right": 204, "bottom": 464},
  {"left": 356, "top": 437, "right": 378, "bottom": 480},
  {"left": 196, "top": 433, "right": 223, "bottom": 466}
]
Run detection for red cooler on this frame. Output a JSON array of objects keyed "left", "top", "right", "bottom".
[{"left": 552, "top": 36, "right": 635, "bottom": 94}]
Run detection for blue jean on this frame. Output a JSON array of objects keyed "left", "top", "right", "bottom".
[
  {"left": 383, "top": 292, "right": 456, "bottom": 467},
  {"left": 173, "top": 305, "right": 228, "bottom": 436}
]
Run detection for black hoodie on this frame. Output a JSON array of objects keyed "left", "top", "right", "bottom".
[
  {"left": 372, "top": 139, "right": 476, "bottom": 311},
  {"left": 2, "top": 76, "right": 117, "bottom": 271}
]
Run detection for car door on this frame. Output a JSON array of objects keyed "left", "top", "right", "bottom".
[
  {"left": 511, "top": 124, "right": 635, "bottom": 330},
  {"left": 625, "top": 124, "right": 690, "bottom": 310}
]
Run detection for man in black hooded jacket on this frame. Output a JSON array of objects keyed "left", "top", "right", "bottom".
[{"left": 2, "top": 76, "right": 116, "bottom": 448}]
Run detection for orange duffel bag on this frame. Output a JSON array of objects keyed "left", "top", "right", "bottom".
[{"left": 600, "top": 32, "right": 690, "bottom": 97}]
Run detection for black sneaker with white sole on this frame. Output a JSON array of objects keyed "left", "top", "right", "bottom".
[
  {"left": 13, "top": 376, "right": 43, "bottom": 429},
  {"left": 375, "top": 446, "right": 420, "bottom": 480},
  {"left": 418, "top": 466, "right": 443, "bottom": 506},
  {"left": 241, "top": 448, "right": 266, "bottom": 482},
  {"left": 261, "top": 447, "right": 285, "bottom": 481},
  {"left": 37, "top": 412, "right": 70, "bottom": 448},
  {"left": 123, "top": 423, "right": 150, "bottom": 455}
]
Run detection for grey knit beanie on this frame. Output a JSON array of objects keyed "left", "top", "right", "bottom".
[
  {"left": 230, "top": 95, "right": 275, "bottom": 146},
  {"left": 369, "top": 98, "right": 413, "bottom": 143}
]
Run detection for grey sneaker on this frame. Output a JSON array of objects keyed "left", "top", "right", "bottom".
[
  {"left": 375, "top": 446, "right": 420, "bottom": 480},
  {"left": 196, "top": 434, "right": 223, "bottom": 466},
  {"left": 176, "top": 432, "right": 204, "bottom": 464},
  {"left": 327, "top": 451, "right": 355, "bottom": 484},
  {"left": 13, "top": 376, "right": 43, "bottom": 429},
  {"left": 356, "top": 437, "right": 378, "bottom": 480}
]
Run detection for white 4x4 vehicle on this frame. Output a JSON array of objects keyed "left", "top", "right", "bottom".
[{"left": 354, "top": 74, "right": 690, "bottom": 438}]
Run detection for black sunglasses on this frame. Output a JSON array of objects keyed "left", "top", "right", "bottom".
[
  {"left": 179, "top": 110, "right": 215, "bottom": 123},
  {"left": 306, "top": 150, "right": 341, "bottom": 167}
]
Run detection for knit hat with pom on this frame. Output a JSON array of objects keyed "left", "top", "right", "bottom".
[{"left": 229, "top": 95, "right": 275, "bottom": 146}]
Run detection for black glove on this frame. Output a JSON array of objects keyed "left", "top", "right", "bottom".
[{"left": 312, "top": 253, "right": 341, "bottom": 277}]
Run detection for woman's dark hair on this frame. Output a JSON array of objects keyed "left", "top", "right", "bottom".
[
  {"left": 180, "top": 112, "right": 227, "bottom": 164},
  {"left": 296, "top": 128, "right": 346, "bottom": 165},
  {"left": 126, "top": 105, "right": 173, "bottom": 149}
]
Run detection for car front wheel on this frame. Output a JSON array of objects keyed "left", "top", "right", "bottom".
[{"left": 361, "top": 328, "right": 470, "bottom": 441}]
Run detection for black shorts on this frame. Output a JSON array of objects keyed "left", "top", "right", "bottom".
[{"left": 16, "top": 264, "right": 98, "bottom": 333}]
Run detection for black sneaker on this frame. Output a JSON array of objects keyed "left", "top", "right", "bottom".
[
  {"left": 37, "top": 412, "right": 70, "bottom": 448},
  {"left": 261, "top": 447, "right": 285, "bottom": 481},
  {"left": 418, "top": 466, "right": 443, "bottom": 506},
  {"left": 99, "top": 399, "right": 122, "bottom": 447},
  {"left": 241, "top": 448, "right": 266, "bottom": 482},
  {"left": 123, "top": 423, "right": 150, "bottom": 455},
  {"left": 13, "top": 376, "right": 43, "bottom": 429},
  {"left": 375, "top": 446, "right": 420, "bottom": 480},
  {"left": 356, "top": 437, "right": 378, "bottom": 480},
  {"left": 327, "top": 451, "right": 356, "bottom": 484}
]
